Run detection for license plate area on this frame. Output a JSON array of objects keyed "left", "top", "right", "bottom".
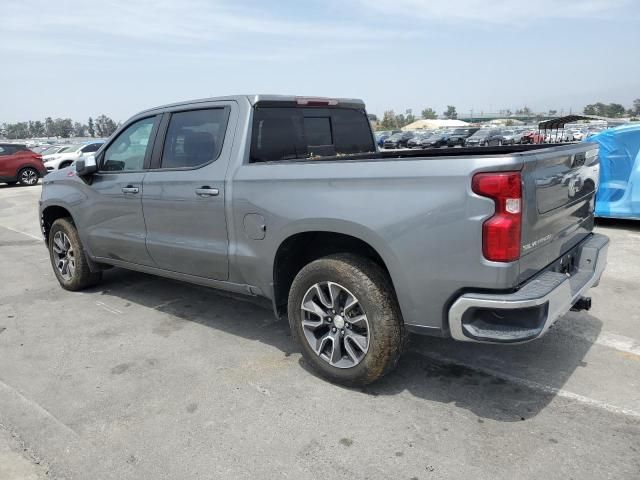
[{"left": 551, "top": 251, "right": 578, "bottom": 276}]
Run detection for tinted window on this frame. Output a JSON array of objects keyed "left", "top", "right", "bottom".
[
  {"left": 0, "top": 146, "right": 7, "bottom": 156},
  {"left": 160, "top": 108, "right": 229, "bottom": 169},
  {"left": 304, "top": 117, "right": 332, "bottom": 146},
  {"left": 102, "top": 117, "right": 156, "bottom": 171},
  {"left": 81, "top": 143, "right": 101, "bottom": 153},
  {"left": 250, "top": 107, "right": 374, "bottom": 162}
]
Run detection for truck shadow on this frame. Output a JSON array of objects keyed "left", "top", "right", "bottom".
[
  {"left": 596, "top": 218, "right": 640, "bottom": 231},
  {"left": 93, "top": 268, "right": 602, "bottom": 423},
  {"left": 363, "top": 315, "right": 601, "bottom": 422}
]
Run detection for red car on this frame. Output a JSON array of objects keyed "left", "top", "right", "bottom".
[
  {"left": 521, "top": 131, "right": 545, "bottom": 144},
  {"left": 0, "top": 143, "right": 46, "bottom": 186}
]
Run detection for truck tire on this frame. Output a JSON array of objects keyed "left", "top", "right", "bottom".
[
  {"left": 288, "top": 253, "right": 406, "bottom": 386},
  {"left": 48, "top": 218, "right": 102, "bottom": 291}
]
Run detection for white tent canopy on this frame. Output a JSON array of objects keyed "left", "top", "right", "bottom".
[{"left": 402, "top": 119, "right": 470, "bottom": 131}]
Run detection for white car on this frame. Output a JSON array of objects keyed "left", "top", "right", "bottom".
[
  {"left": 43, "top": 141, "right": 104, "bottom": 172},
  {"left": 570, "top": 129, "right": 586, "bottom": 141}
]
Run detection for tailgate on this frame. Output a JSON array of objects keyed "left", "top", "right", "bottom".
[{"left": 519, "top": 143, "right": 600, "bottom": 283}]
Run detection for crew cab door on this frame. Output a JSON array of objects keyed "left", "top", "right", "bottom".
[
  {"left": 141, "top": 103, "right": 236, "bottom": 280},
  {"left": 83, "top": 115, "right": 159, "bottom": 265}
]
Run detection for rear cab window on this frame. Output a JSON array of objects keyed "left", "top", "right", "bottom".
[{"left": 250, "top": 106, "right": 375, "bottom": 163}]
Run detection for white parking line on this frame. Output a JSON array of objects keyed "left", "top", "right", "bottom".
[
  {"left": 0, "top": 225, "right": 42, "bottom": 241},
  {"left": 411, "top": 350, "right": 640, "bottom": 419},
  {"left": 595, "top": 332, "right": 640, "bottom": 356},
  {"left": 95, "top": 301, "right": 122, "bottom": 315}
]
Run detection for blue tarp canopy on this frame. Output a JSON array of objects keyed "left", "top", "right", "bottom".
[{"left": 587, "top": 124, "right": 640, "bottom": 219}]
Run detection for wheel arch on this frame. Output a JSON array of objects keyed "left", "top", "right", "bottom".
[
  {"left": 41, "top": 205, "right": 75, "bottom": 243},
  {"left": 271, "top": 229, "right": 400, "bottom": 320}
]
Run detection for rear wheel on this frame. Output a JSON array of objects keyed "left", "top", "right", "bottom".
[
  {"left": 48, "top": 218, "right": 102, "bottom": 291},
  {"left": 288, "top": 254, "right": 406, "bottom": 386},
  {"left": 18, "top": 167, "right": 39, "bottom": 186}
]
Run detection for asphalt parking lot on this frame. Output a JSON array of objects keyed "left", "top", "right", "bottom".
[{"left": 0, "top": 184, "right": 639, "bottom": 480}]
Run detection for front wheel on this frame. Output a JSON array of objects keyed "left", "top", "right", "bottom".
[
  {"left": 18, "top": 167, "right": 39, "bottom": 186},
  {"left": 48, "top": 218, "right": 102, "bottom": 291},
  {"left": 288, "top": 254, "right": 406, "bottom": 386}
]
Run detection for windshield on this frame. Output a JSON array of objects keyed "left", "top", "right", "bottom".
[
  {"left": 59, "top": 145, "right": 82, "bottom": 153},
  {"left": 41, "top": 145, "right": 62, "bottom": 155}
]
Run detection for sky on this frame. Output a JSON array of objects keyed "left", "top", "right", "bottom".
[{"left": 2, "top": 0, "right": 639, "bottom": 123}]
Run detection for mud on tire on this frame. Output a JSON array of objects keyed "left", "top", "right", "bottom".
[{"left": 288, "top": 253, "right": 406, "bottom": 386}]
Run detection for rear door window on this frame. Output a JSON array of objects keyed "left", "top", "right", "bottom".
[
  {"left": 160, "top": 108, "right": 230, "bottom": 169},
  {"left": 250, "top": 107, "right": 374, "bottom": 162}
]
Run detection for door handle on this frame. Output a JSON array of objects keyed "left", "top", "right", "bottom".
[
  {"left": 122, "top": 186, "right": 139, "bottom": 194},
  {"left": 195, "top": 187, "right": 219, "bottom": 197}
]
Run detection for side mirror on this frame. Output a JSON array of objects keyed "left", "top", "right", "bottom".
[{"left": 76, "top": 154, "right": 98, "bottom": 176}]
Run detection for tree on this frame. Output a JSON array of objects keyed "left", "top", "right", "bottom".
[
  {"left": 51, "top": 118, "right": 73, "bottom": 138},
  {"left": 4, "top": 122, "right": 30, "bottom": 139},
  {"left": 633, "top": 99, "right": 640, "bottom": 116},
  {"left": 367, "top": 113, "right": 378, "bottom": 122},
  {"left": 379, "top": 110, "right": 397, "bottom": 130},
  {"left": 404, "top": 109, "right": 416, "bottom": 126},
  {"left": 87, "top": 117, "right": 95, "bottom": 137},
  {"left": 548, "top": 109, "right": 558, "bottom": 116},
  {"left": 73, "top": 122, "right": 86, "bottom": 137},
  {"left": 94, "top": 115, "right": 118, "bottom": 137},
  {"left": 584, "top": 102, "right": 627, "bottom": 118},
  {"left": 443, "top": 105, "right": 457, "bottom": 119},
  {"left": 30, "top": 120, "right": 45, "bottom": 137},
  {"left": 421, "top": 108, "right": 437, "bottom": 119},
  {"left": 45, "top": 117, "right": 54, "bottom": 137},
  {"left": 395, "top": 113, "right": 407, "bottom": 128},
  {"left": 607, "top": 103, "right": 626, "bottom": 118}
]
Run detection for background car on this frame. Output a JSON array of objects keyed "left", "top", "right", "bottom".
[
  {"left": 544, "top": 131, "right": 565, "bottom": 143},
  {"left": 521, "top": 130, "right": 545, "bottom": 144},
  {"left": 465, "top": 128, "right": 503, "bottom": 146},
  {"left": 499, "top": 129, "right": 517, "bottom": 145},
  {"left": 446, "top": 128, "right": 480, "bottom": 147},
  {"left": 43, "top": 141, "right": 104, "bottom": 171},
  {"left": 0, "top": 143, "right": 46, "bottom": 186},
  {"left": 375, "top": 131, "right": 392, "bottom": 148},
  {"left": 38, "top": 144, "right": 68, "bottom": 156},
  {"left": 425, "top": 130, "right": 455, "bottom": 148},
  {"left": 382, "top": 131, "right": 415, "bottom": 149},
  {"left": 406, "top": 132, "right": 432, "bottom": 148}
]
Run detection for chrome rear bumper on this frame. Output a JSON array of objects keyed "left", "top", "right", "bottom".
[{"left": 448, "top": 233, "right": 609, "bottom": 343}]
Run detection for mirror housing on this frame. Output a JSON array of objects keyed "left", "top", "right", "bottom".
[{"left": 76, "top": 154, "right": 98, "bottom": 176}]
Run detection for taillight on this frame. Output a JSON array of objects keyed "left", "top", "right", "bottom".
[{"left": 472, "top": 172, "right": 522, "bottom": 262}]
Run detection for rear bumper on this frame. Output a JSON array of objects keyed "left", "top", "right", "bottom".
[{"left": 448, "top": 233, "right": 609, "bottom": 343}]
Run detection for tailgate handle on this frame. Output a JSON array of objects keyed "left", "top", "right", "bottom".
[{"left": 122, "top": 185, "right": 139, "bottom": 194}]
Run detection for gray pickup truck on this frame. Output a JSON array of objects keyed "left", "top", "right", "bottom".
[{"left": 39, "top": 95, "right": 609, "bottom": 385}]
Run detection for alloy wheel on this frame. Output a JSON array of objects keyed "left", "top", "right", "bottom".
[
  {"left": 52, "top": 231, "right": 76, "bottom": 281},
  {"left": 21, "top": 168, "right": 38, "bottom": 185},
  {"left": 300, "top": 281, "right": 370, "bottom": 368}
]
